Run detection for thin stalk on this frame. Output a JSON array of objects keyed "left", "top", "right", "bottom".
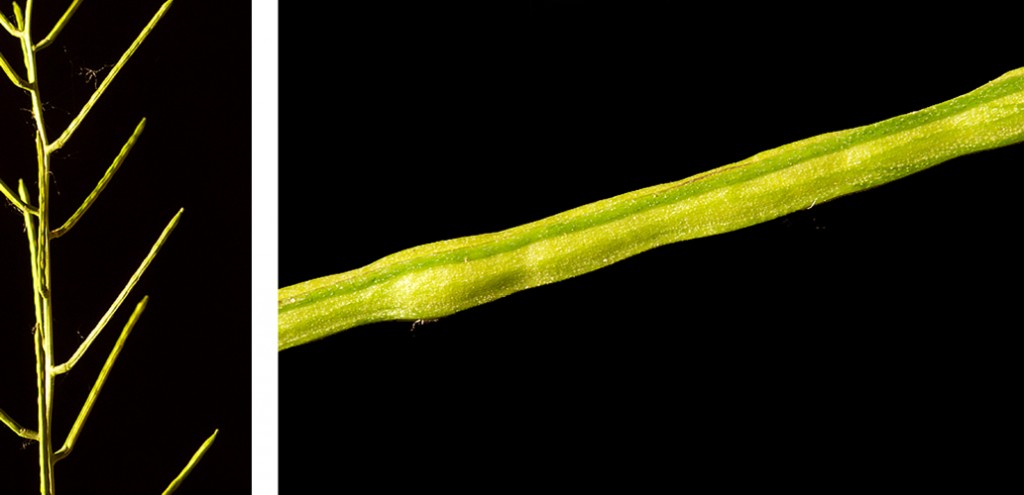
[
  {"left": 18, "top": 180, "right": 42, "bottom": 328},
  {"left": 18, "top": 2, "right": 57, "bottom": 492},
  {"left": 47, "top": 0, "right": 174, "bottom": 153},
  {"left": 54, "top": 209, "right": 183, "bottom": 375},
  {"left": 0, "top": 175, "right": 38, "bottom": 215},
  {"left": 5, "top": 183, "right": 42, "bottom": 444},
  {"left": 162, "top": 430, "right": 219, "bottom": 495},
  {"left": 0, "top": 50, "right": 30, "bottom": 89},
  {"left": 32, "top": 329, "right": 53, "bottom": 494},
  {"left": 4, "top": 1, "right": 206, "bottom": 492},
  {"left": 11, "top": 1, "right": 23, "bottom": 31},
  {"left": 54, "top": 298, "right": 149, "bottom": 462},
  {"left": 0, "top": 4, "right": 17, "bottom": 35},
  {"left": 32, "top": 0, "right": 81, "bottom": 50},
  {"left": 51, "top": 118, "right": 147, "bottom": 239},
  {"left": 0, "top": 406, "right": 38, "bottom": 440}
]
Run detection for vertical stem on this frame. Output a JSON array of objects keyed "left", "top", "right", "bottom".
[
  {"left": 34, "top": 135, "right": 55, "bottom": 495},
  {"left": 32, "top": 325, "right": 53, "bottom": 495},
  {"left": 19, "top": 2, "right": 56, "bottom": 493},
  {"left": 18, "top": 180, "right": 42, "bottom": 341}
]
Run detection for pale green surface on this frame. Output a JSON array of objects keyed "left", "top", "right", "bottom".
[{"left": 279, "top": 66, "right": 1024, "bottom": 351}]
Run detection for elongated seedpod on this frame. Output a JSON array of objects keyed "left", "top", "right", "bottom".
[{"left": 279, "top": 67, "right": 1024, "bottom": 351}]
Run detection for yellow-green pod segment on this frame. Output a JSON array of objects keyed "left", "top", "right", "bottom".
[{"left": 280, "top": 67, "right": 1024, "bottom": 351}]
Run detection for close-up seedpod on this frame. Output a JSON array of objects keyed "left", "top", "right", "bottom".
[{"left": 277, "top": 2, "right": 1021, "bottom": 493}]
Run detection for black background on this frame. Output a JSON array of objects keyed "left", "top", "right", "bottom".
[
  {"left": 0, "top": 1, "right": 250, "bottom": 494},
  {"left": 279, "top": 2, "right": 1023, "bottom": 492}
]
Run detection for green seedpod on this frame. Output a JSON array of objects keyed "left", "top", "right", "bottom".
[{"left": 279, "top": 66, "right": 1024, "bottom": 351}]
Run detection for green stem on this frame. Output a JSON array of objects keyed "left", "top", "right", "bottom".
[
  {"left": 279, "top": 66, "right": 1024, "bottom": 351},
  {"left": 3, "top": 2, "right": 205, "bottom": 492},
  {"left": 17, "top": 3, "right": 57, "bottom": 492},
  {"left": 31, "top": 0, "right": 81, "bottom": 51},
  {"left": 18, "top": 180, "right": 42, "bottom": 344},
  {"left": 0, "top": 49, "right": 30, "bottom": 89},
  {"left": 33, "top": 328, "right": 53, "bottom": 495},
  {"left": 47, "top": 0, "right": 173, "bottom": 153},
  {"left": 0, "top": 4, "right": 17, "bottom": 35},
  {"left": 54, "top": 209, "right": 182, "bottom": 375},
  {"left": 161, "top": 430, "right": 218, "bottom": 495},
  {"left": 0, "top": 406, "right": 37, "bottom": 440},
  {"left": 51, "top": 118, "right": 147, "bottom": 239},
  {"left": 0, "top": 175, "right": 38, "bottom": 215},
  {"left": 54, "top": 298, "right": 149, "bottom": 461}
]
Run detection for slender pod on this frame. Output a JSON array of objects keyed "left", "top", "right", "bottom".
[{"left": 279, "top": 67, "right": 1024, "bottom": 351}]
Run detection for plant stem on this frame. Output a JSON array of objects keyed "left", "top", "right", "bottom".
[
  {"left": 3, "top": 1, "right": 206, "bottom": 492},
  {"left": 46, "top": 0, "right": 173, "bottom": 153},
  {"left": 16, "top": 2, "right": 57, "bottom": 491},
  {"left": 162, "top": 430, "right": 219, "bottom": 495}
]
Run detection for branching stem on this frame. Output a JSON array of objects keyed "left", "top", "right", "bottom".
[
  {"left": 47, "top": 0, "right": 173, "bottom": 153},
  {"left": 0, "top": 50, "right": 30, "bottom": 89},
  {"left": 54, "top": 298, "right": 149, "bottom": 462},
  {"left": 14, "top": 3, "right": 58, "bottom": 492},
  {"left": 1, "top": 406, "right": 38, "bottom": 440},
  {"left": 54, "top": 209, "right": 182, "bottom": 375},
  {"left": 50, "top": 118, "right": 147, "bottom": 239},
  {"left": 31, "top": 0, "right": 80, "bottom": 50},
  {"left": 0, "top": 5, "right": 18, "bottom": 35},
  {"left": 1, "top": 2, "right": 203, "bottom": 493},
  {"left": 0, "top": 176, "right": 39, "bottom": 214}
]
